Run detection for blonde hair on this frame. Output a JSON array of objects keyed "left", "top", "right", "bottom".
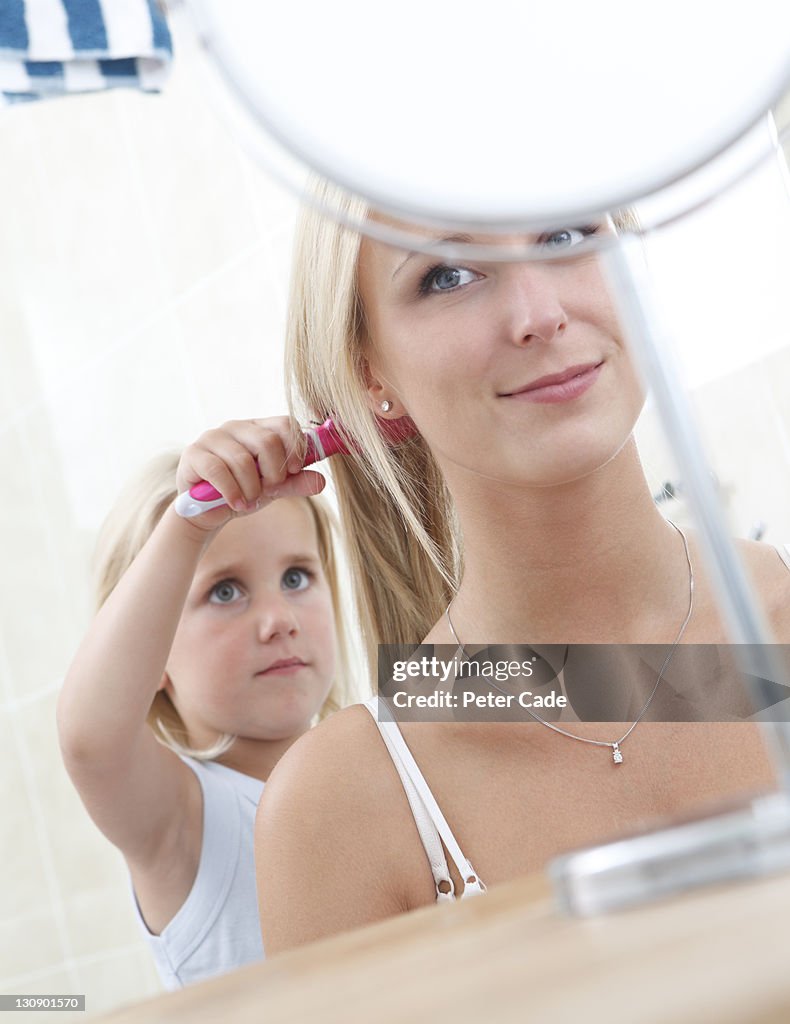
[
  {"left": 93, "top": 450, "right": 354, "bottom": 761},
  {"left": 286, "top": 183, "right": 460, "bottom": 679},
  {"left": 285, "top": 182, "right": 637, "bottom": 678}
]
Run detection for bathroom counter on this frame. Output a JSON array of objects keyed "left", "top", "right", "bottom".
[{"left": 99, "top": 868, "right": 790, "bottom": 1023}]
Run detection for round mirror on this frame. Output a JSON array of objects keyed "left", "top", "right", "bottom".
[{"left": 191, "top": 0, "right": 790, "bottom": 230}]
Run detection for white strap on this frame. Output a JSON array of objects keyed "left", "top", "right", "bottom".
[
  {"left": 775, "top": 543, "right": 790, "bottom": 572},
  {"left": 363, "top": 697, "right": 486, "bottom": 899},
  {"left": 363, "top": 700, "right": 456, "bottom": 901}
]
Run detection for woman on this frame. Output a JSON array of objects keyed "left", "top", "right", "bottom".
[{"left": 255, "top": 184, "right": 790, "bottom": 951}]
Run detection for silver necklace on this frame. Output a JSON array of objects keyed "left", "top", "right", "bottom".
[{"left": 445, "top": 521, "right": 694, "bottom": 765}]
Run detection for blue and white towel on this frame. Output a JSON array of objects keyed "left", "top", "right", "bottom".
[{"left": 0, "top": 0, "right": 173, "bottom": 104}]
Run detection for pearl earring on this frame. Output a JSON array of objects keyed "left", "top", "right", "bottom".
[{"left": 380, "top": 400, "right": 392, "bottom": 413}]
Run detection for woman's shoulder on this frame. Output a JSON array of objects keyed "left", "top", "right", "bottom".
[
  {"left": 255, "top": 703, "right": 424, "bottom": 950},
  {"left": 258, "top": 702, "right": 393, "bottom": 823},
  {"left": 282, "top": 701, "right": 383, "bottom": 769}
]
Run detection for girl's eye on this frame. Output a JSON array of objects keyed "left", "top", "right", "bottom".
[
  {"left": 282, "top": 568, "right": 312, "bottom": 592},
  {"left": 209, "top": 580, "right": 243, "bottom": 604},
  {"left": 539, "top": 226, "right": 598, "bottom": 252},
  {"left": 419, "top": 265, "right": 479, "bottom": 294}
]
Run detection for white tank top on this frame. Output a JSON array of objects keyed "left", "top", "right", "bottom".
[
  {"left": 130, "top": 756, "right": 265, "bottom": 989},
  {"left": 362, "top": 697, "right": 486, "bottom": 902}
]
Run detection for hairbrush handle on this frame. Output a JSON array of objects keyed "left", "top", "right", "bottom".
[
  {"left": 174, "top": 417, "right": 415, "bottom": 517},
  {"left": 174, "top": 419, "right": 344, "bottom": 518}
]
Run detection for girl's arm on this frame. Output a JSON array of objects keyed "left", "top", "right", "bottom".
[
  {"left": 57, "top": 417, "right": 318, "bottom": 931},
  {"left": 58, "top": 507, "right": 215, "bottom": 928}
]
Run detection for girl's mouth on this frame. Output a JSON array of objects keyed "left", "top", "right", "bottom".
[{"left": 257, "top": 658, "right": 307, "bottom": 676}]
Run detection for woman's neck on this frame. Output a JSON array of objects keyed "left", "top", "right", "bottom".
[{"left": 447, "top": 437, "right": 689, "bottom": 644}]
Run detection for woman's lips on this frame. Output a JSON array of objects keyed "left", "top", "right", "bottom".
[
  {"left": 256, "top": 658, "right": 307, "bottom": 677},
  {"left": 503, "top": 362, "right": 603, "bottom": 404}
]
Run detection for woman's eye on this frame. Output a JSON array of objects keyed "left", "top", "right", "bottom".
[
  {"left": 282, "top": 568, "right": 311, "bottom": 592},
  {"left": 539, "top": 226, "right": 598, "bottom": 252},
  {"left": 420, "top": 265, "right": 479, "bottom": 294},
  {"left": 209, "top": 581, "right": 243, "bottom": 604}
]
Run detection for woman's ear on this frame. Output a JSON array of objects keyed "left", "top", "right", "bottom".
[{"left": 362, "top": 355, "right": 408, "bottom": 419}]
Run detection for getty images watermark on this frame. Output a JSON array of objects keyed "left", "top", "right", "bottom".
[
  {"left": 389, "top": 649, "right": 566, "bottom": 710},
  {"left": 376, "top": 644, "right": 790, "bottom": 722}
]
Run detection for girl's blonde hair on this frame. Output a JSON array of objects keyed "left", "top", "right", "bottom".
[
  {"left": 285, "top": 181, "right": 637, "bottom": 678},
  {"left": 93, "top": 450, "right": 354, "bottom": 761}
]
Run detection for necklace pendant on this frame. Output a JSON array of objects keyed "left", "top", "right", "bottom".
[{"left": 612, "top": 743, "right": 623, "bottom": 765}]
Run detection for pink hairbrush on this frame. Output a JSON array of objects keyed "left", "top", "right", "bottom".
[{"left": 174, "top": 416, "right": 417, "bottom": 518}]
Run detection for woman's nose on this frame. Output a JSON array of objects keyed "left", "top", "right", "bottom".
[
  {"left": 255, "top": 597, "right": 299, "bottom": 642},
  {"left": 504, "top": 264, "right": 569, "bottom": 347}
]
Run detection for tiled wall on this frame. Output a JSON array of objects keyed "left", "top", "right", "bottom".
[
  {"left": 0, "top": 9, "right": 304, "bottom": 1018},
  {"left": 1, "top": 10, "right": 790, "bottom": 1021}
]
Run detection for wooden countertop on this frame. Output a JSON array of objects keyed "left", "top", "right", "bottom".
[{"left": 99, "top": 869, "right": 790, "bottom": 1024}]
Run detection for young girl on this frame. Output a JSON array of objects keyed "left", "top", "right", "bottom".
[
  {"left": 57, "top": 417, "right": 354, "bottom": 989},
  {"left": 254, "top": 186, "right": 790, "bottom": 952}
]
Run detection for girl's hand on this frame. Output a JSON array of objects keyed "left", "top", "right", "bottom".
[{"left": 175, "top": 417, "right": 326, "bottom": 532}]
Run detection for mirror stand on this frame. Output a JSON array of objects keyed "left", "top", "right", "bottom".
[{"left": 550, "top": 201, "right": 790, "bottom": 916}]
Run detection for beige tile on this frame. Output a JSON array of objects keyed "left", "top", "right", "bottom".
[
  {"left": 30, "top": 313, "right": 205, "bottom": 534},
  {"left": 0, "top": 910, "right": 66, "bottom": 984},
  {"left": 60, "top": 882, "right": 146, "bottom": 963},
  {"left": 0, "top": 423, "right": 91, "bottom": 701},
  {"left": 0, "top": 111, "right": 55, "bottom": 422},
  {"left": 238, "top": 150, "right": 301, "bottom": 243},
  {"left": 9, "top": 687, "right": 163, "bottom": 987},
  {"left": 118, "top": 48, "right": 260, "bottom": 298},
  {"left": 0, "top": 967, "right": 72, "bottom": 992},
  {"left": 0, "top": 279, "right": 41, "bottom": 428},
  {"left": 176, "top": 248, "right": 289, "bottom": 423},
  {"left": 14, "top": 693, "right": 133, "bottom": 911},
  {"left": 0, "top": 92, "right": 166, "bottom": 391},
  {"left": 263, "top": 219, "right": 301, "bottom": 309},
  {"left": 0, "top": 21, "right": 298, "bottom": 437},
  {"left": 1, "top": 588, "right": 78, "bottom": 704},
  {"left": 0, "top": 110, "right": 42, "bottom": 259},
  {"left": 0, "top": 711, "right": 54, "bottom": 924},
  {"left": 75, "top": 946, "right": 163, "bottom": 1017}
]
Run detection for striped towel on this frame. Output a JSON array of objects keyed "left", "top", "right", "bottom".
[{"left": 0, "top": 0, "right": 173, "bottom": 104}]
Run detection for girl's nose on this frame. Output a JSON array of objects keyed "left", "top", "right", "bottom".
[
  {"left": 504, "top": 264, "right": 569, "bottom": 348},
  {"left": 255, "top": 598, "right": 299, "bottom": 642}
]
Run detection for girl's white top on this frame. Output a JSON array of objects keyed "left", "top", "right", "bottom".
[{"left": 131, "top": 757, "right": 264, "bottom": 990}]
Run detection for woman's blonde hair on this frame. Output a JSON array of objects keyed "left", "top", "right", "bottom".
[
  {"left": 93, "top": 450, "right": 354, "bottom": 761},
  {"left": 285, "top": 181, "right": 637, "bottom": 678},
  {"left": 286, "top": 183, "right": 460, "bottom": 680}
]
